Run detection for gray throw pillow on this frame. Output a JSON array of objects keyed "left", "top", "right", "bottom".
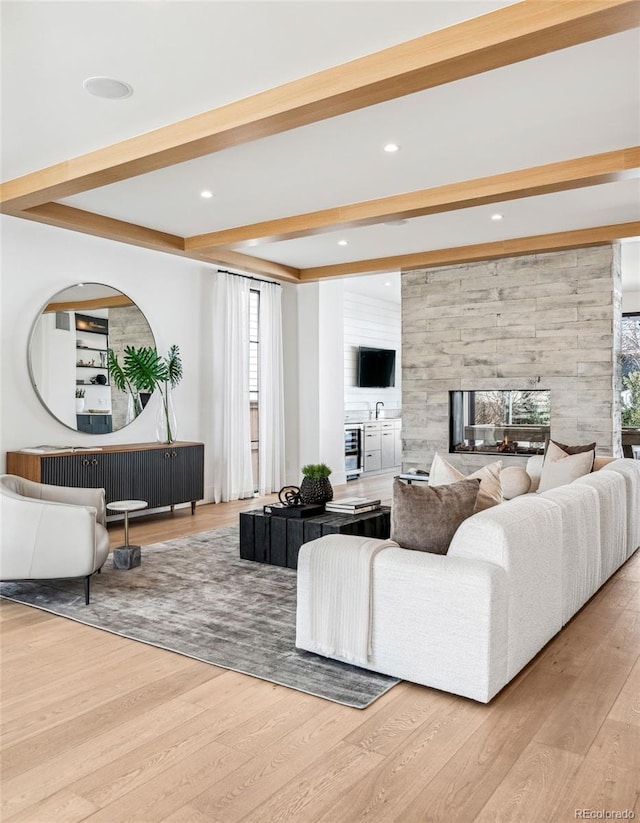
[{"left": 390, "top": 477, "right": 481, "bottom": 555}]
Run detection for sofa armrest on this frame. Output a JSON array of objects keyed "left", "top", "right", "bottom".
[{"left": 296, "top": 536, "right": 509, "bottom": 702}]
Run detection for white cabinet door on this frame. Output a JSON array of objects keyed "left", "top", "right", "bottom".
[
  {"left": 363, "top": 423, "right": 381, "bottom": 452},
  {"left": 381, "top": 431, "right": 395, "bottom": 468},
  {"left": 364, "top": 449, "right": 381, "bottom": 472}
]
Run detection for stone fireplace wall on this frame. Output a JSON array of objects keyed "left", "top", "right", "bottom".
[{"left": 401, "top": 245, "right": 622, "bottom": 474}]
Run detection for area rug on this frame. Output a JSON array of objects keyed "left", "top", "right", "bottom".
[{"left": 0, "top": 525, "right": 399, "bottom": 709}]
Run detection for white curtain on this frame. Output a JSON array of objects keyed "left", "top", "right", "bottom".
[
  {"left": 257, "top": 280, "right": 286, "bottom": 495},
  {"left": 211, "top": 273, "right": 254, "bottom": 502}
]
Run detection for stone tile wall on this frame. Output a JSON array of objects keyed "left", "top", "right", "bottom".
[
  {"left": 401, "top": 246, "right": 622, "bottom": 473},
  {"left": 109, "top": 305, "right": 156, "bottom": 431}
]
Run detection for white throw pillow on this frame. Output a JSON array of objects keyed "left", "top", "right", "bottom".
[
  {"left": 537, "top": 441, "right": 594, "bottom": 492},
  {"left": 429, "top": 452, "right": 502, "bottom": 511},
  {"left": 501, "top": 466, "right": 532, "bottom": 499}
]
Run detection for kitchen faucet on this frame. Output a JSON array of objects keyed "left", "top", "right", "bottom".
[{"left": 375, "top": 401, "right": 385, "bottom": 419}]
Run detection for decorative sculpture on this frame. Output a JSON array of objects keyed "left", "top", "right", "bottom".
[{"left": 278, "top": 485, "right": 302, "bottom": 507}]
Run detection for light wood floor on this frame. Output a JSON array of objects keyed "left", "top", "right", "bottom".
[{"left": 1, "top": 473, "right": 639, "bottom": 822}]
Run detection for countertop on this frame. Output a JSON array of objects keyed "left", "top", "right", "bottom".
[{"left": 344, "top": 416, "right": 402, "bottom": 424}]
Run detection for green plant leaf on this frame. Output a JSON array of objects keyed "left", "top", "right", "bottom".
[
  {"left": 107, "top": 349, "right": 127, "bottom": 393},
  {"left": 164, "top": 344, "right": 183, "bottom": 388},
  {"left": 301, "top": 463, "right": 332, "bottom": 478},
  {"left": 123, "top": 346, "right": 166, "bottom": 392}
]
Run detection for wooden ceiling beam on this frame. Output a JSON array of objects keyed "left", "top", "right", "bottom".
[
  {"left": 10, "top": 203, "right": 301, "bottom": 283},
  {"left": 299, "top": 222, "right": 640, "bottom": 280},
  {"left": 2, "top": 0, "right": 638, "bottom": 213},
  {"left": 186, "top": 148, "right": 640, "bottom": 250}
]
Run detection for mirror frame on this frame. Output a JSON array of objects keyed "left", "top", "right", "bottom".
[{"left": 28, "top": 283, "right": 156, "bottom": 434}]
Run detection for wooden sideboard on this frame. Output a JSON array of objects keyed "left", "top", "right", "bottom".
[{"left": 6, "top": 441, "right": 204, "bottom": 514}]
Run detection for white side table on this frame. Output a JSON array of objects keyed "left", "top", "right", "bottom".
[{"left": 107, "top": 499, "right": 148, "bottom": 569}]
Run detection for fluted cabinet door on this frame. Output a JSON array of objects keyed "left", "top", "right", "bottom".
[
  {"left": 125, "top": 445, "right": 204, "bottom": 508},
  {"left": 128, "top": 449, "right": 174, "bottom": 508},
  {"left": 41, "top": 452, "right": 132, "bottom": 503},
  {"left": 171, "top": 445, "right": 204, "bottom": 504}
]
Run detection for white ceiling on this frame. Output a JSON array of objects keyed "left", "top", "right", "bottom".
[{"left": 2, "top": 1, "right": 639, "bottom": 289}]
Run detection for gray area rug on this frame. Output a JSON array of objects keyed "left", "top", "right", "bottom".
[{"left": 0, "top": 525, "right": 398, "bottom": 708}]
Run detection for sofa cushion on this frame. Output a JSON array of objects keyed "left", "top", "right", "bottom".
[
  {"left": 448, "top": 494, "right": 563, "bottom": 680},
  {"left": 429, "top": 453, "right": 502, "bottom": 511},
  {"left": 501, "top": 466, "right": 532, "bottom": 500},
  {"left": 537, "top": 441, "right": 594, "bottom": 492},
  {"left": 546, "top": 439, "right": 596, "bottom": 470},
  {"left": 391, "top": 477, "right": 480, "bottom": 555},
  {"left": 598, "top": 459, "right": 640, "bottom": 560},
  {"left": 539, "top": 483, "right": 602, "bottom": 623},
  {"left": 574, "top": 470, "right": 627, "bottom": 581}
]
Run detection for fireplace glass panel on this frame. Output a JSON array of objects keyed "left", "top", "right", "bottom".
[{"left": 450, "top": 390, "right": 550, "bottom": 456}]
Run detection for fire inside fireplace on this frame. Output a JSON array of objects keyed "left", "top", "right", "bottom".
[{"left": 450, "top": 390, "right": 550, "bottom": 456}]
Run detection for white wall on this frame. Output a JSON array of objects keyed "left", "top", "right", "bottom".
[
  {"left": 623, "top": 291, "right": 640, "bottom": 313},
  {"left": 343, "top": 289, "right": 401, "bottom": 420},
  {"left": 0, "top": 216, "right": 216, "bottom": 498},
  {"left": 296, "top": 280, "right": 346, "bottom": 486},
  {"left": 0, "top": 215, "right": 330, "bottom": 499},
  {"left": 30, "top": 311, "right": 77, "bottom": 428}
]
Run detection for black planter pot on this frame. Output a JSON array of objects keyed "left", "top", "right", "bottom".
[{"left": 299, "top": 476, "right": 333, "bottom": 504}]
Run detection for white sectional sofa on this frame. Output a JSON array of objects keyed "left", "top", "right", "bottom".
[{"left": 296, "top": 457, "right": 640, "bottom": 703}]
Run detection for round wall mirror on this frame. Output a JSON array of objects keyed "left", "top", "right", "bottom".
[{"left": 28, "top": 283, "right": 156, "bottom": 434}]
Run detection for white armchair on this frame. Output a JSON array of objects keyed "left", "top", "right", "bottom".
[{"left": 0, "top": 475, "right": 110, "bottom": 604}]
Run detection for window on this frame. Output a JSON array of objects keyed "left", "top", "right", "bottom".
[
  {"left": 622, "top": 312, "right": 640, "bottom": 427},
  {"left": 249, "top": 289, "right": 260, "bottom": 489}
]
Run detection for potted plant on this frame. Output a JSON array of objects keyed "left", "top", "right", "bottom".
[
  {"left": 75, "top": 388, "right": 85, "bottom": 413},
  {"left": 300, "top": 463, "right": 333, "bottom": 504},
  {"left": 107, "top": 344, "right": 183, "bottom": 442}
]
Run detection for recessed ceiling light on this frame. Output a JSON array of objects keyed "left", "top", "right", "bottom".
[
  {"left": 383, "top": 143, "right": 400, "bottom": 153},
  {"left": 83, "top": 77, "right": 133, "bottom": 99},
  {"left": 338, "top": 240, "right": 349, "bottom": 246},
  {"left": 200, "top": 190, "right": 214, "bottom": 199},
  {"left": 491, "top": 213, "right": 504, "bottom": 221},
  {"left": 384, "top": 281, "right": 392, "bottom": 287}
]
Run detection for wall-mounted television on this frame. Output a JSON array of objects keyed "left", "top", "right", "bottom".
[{"left": 358, "top": 346, "right": 396, "bottom": 388}]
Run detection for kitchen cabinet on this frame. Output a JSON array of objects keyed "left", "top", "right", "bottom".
[
  {"left": 75, "top": 413, "right": 113, "bottom": 434},
  {"left": 362, "top": 420, "right": 401, "bottom": 474}
]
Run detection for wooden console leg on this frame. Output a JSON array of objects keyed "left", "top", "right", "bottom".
[{"left": 191, "top": 501, "right": 196, "bottom": 515}]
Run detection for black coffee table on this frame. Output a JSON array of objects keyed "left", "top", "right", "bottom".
[{"left": 239, "top": 506, "right": 391, "bottom": 570}]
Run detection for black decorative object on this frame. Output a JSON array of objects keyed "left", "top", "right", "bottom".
[
  {"left": 278, "top": 485, "right": 302, "bottom": 507},
  {"left": 299, "top": 463, "right": 333, "bottom": 504},
  {"left": 263, "top": 503, "right": 325, "bottom": 518}
]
